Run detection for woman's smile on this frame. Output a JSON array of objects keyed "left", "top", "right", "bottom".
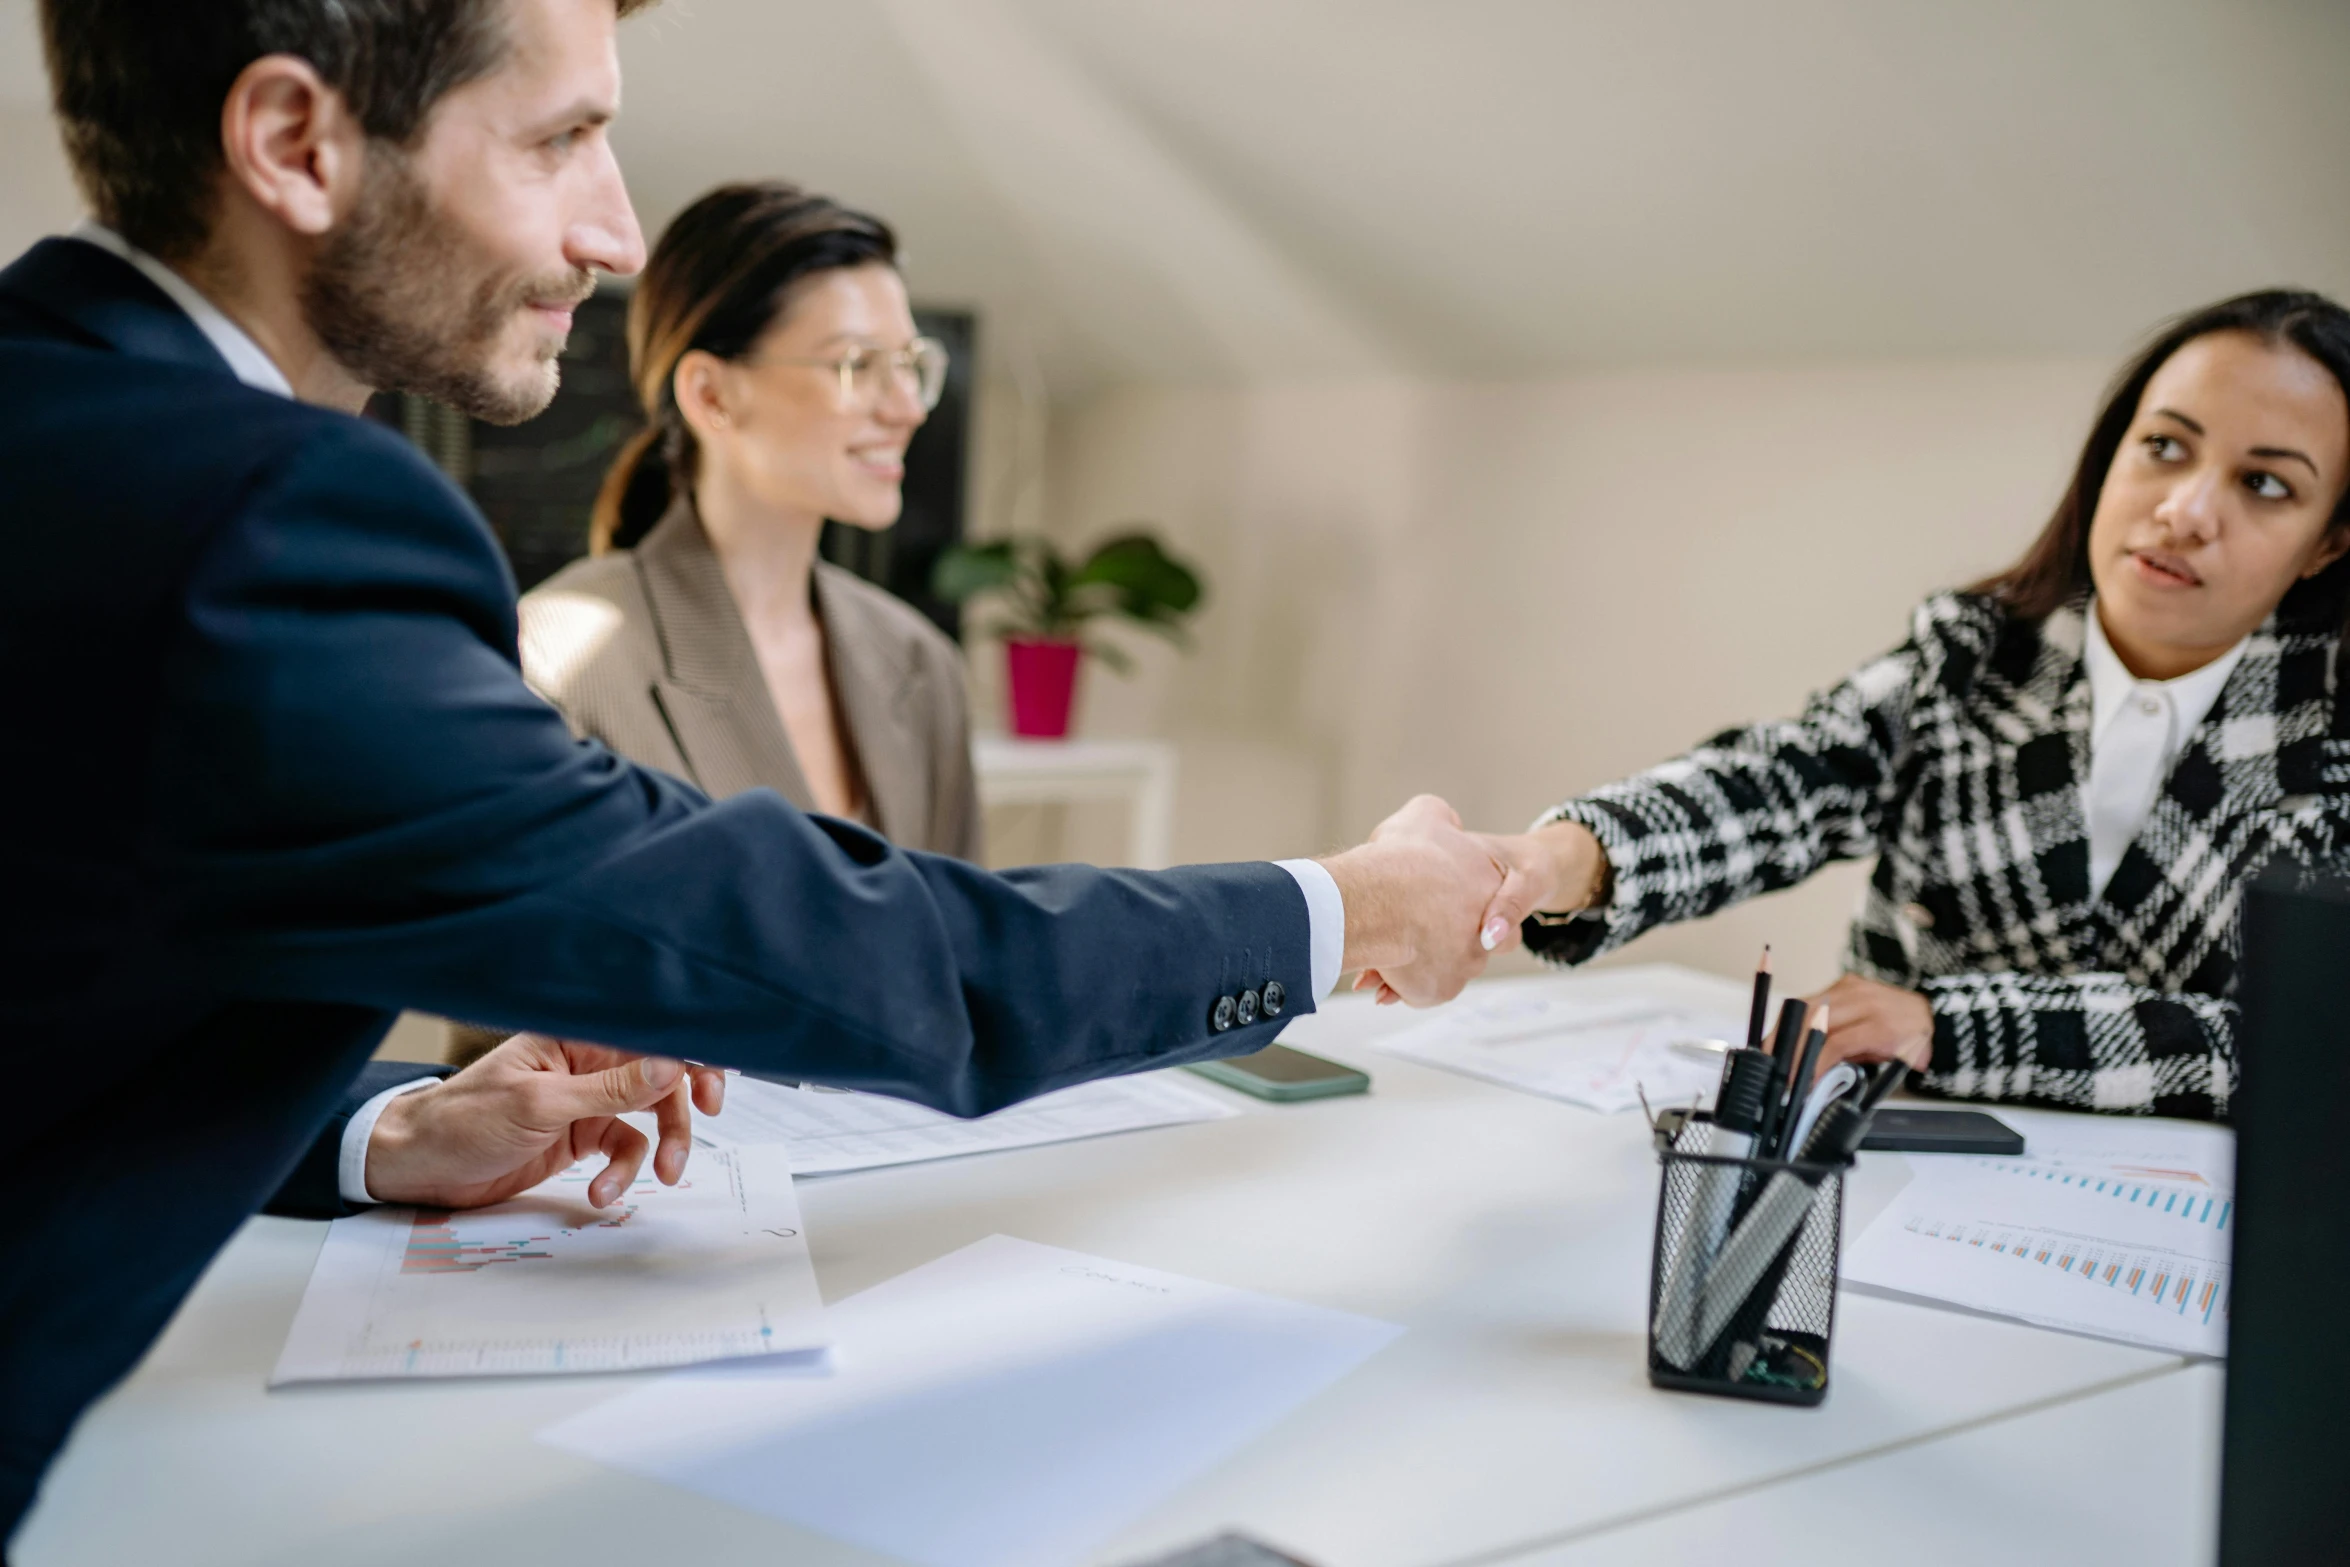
[{"left": 848, "top": 444, "right": 907, "bottom": 482}]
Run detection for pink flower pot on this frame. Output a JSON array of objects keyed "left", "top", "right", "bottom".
[{"left": 1005, "top": 637, "right": 1083, "bottom": 738}]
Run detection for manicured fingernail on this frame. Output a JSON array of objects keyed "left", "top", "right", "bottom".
[
  {"left": 1480, "top": 917, "right": 1506, "bottom": 950},
  {"left": 641, "top": 1057, "right": 682, "bottom": 1090}
]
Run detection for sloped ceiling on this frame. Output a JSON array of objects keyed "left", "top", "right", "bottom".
[
  {"left": 8, "top": 0, "right": 2350, "bottom": 390},
  {"left": 611, "top": 0, "right": 2350, "bottom": 390}
]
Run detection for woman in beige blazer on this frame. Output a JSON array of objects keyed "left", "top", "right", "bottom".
[
  {"left": 528, "top": 181, "right": 978, "bottom": 854},
  {"left": 450, "top": 183, "right": 977, "bottom": 1063}
]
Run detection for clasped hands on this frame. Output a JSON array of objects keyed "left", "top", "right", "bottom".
[
  {"left": 1320, "top": 798, "right": 1608, "bottom": 1005},
  {"left": 1329, "top": 802, "right": 1934, "bottom": 1075},
  {"left": 374, "top": 809, "right": 1927, "bottom": 1216}
]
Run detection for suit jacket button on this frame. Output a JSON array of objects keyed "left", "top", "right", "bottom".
[
  {"left": 1902, "top": 902, "right": 1935, "bottom": 930},
  {"left": 1211, "top": 994, "right": 1237, "bottom": 1032},
  {"left": 1236, "top": 987, "right": 1261, "bottom": 1026},
  {"left": 1261, "top": 980, "right": 1286, "bottom": 1017}
]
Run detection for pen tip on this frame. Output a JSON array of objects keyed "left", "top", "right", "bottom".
[{"left": 1757, "top": 946, "right": 1772, "bottom": 971}]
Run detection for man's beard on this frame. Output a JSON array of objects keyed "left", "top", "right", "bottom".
[{"left": 303, "top": 150, "right": 594, "bottom": 426}]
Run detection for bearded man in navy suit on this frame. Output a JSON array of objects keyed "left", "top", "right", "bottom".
[{"left": 0, "top": 0, "right": 1507, "bottom": 1545}]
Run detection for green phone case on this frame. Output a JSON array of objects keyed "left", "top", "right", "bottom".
[{"left": 1184, "top": 1054, "right": 1370, "bottom": 1102}]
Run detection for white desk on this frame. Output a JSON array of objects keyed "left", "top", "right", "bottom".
[
  {"left": 972, "top": 735, "right": 1178, "bottom": 869},
  {"left": 15, "top": 966, "right": 2213, "bottom": 1567},
  {"left": 1518, "top": 1363, "right": 2221, "bottom": 1565}
]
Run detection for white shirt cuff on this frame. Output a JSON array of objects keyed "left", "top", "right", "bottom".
[
  {"left": 338, "top": 1077, "right": 441, "bottom": 1207},
  {"left": 1273, "top": 858, "right": 1346, "bottom": 1001}
]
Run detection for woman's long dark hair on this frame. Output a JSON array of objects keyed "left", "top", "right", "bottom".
[
  {"left": 1974, "top": 289, "right": 2350, "bottom": 638},
  {"left": 590, "top": 181, "right": 898, "bottom": 554}
]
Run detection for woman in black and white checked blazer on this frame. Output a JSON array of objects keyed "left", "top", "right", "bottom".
[{"left": 1471, "top": 291, "right": 2350, "bottom": 1120}]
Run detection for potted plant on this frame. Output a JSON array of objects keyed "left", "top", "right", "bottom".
[{"left": 931, "top": 530, "right": 1205, "bottom": 738}]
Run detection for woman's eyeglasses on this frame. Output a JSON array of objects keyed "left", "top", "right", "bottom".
[{"left": 747, "top": 336, "right": 950, "bottom": 413}]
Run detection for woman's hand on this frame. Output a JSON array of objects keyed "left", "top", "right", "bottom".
[
  {"left": 1801, "top": 974, "right": 1935, "bottom": 1074},
  {"left": 1472, "top": 820, "right": 1611, "bottom": 953}
]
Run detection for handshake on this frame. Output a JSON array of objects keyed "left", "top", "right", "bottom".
[
  {"left": 1318, "top": 794, "right": 1610, "bottom": 1008},
  {"left": 363, "top": 799, "right": 1616, "bottom": 1216}
]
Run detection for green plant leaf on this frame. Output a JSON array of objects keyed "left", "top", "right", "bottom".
[
  {"left": 1068, "top": 533, "right": 1203, "bottom": 617},
  {"left": 939, "top": 529, "right": 1202, "bottom": 646},
  {"left": 929, "top": 542, "right": 1022, "bottom": 602},
  {"left": 1082, "top": 636, "right": 1137, "bottom": 675}
]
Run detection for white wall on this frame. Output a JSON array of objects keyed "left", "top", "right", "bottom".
[
  {"left": 1038, "top": 355, "right": 2114, "bottom": 991},
  {"left": 0, "top": 106, "right": 77, "bottom": 260}
]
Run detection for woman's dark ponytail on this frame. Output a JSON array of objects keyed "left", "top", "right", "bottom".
[
  {"left": 590, "top": 424, "right": 676, "bottom": 554},
  {"left": 587, "top": 181, "right": 898, "bottom": 556}
]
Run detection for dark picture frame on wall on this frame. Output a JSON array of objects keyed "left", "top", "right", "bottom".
[{"left": 368, "top": 292, "right": 975, "bottom": 639}]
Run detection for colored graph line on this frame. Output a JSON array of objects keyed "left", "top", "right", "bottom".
[
  {"left": 400, "top": 1204, "right": 637, "bottom": 1274},
  {"left": 1900, "top": 1213, "right": 2230, "bottom": 1325},
  {"left": 1967, "top": 1160, "right": 2231, "bottom": 1232}
]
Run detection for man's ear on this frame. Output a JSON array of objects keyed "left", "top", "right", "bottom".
[{"left": 217, "top": 54, "right": 367, "bottom": 238}]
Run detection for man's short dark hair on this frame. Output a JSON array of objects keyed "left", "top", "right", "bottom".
[{"left": 39, "top": 0, "right": 655, "bottom": 263}]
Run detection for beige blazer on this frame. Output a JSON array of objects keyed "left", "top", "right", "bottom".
[{"left": 517, "top": 500, "right": 982, "bottom": 859}]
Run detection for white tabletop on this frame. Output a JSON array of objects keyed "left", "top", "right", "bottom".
[
  {"left": 14, "top": 965, "right": 2212, "bottom": 1567},
  {"left": 1516, "top": 1362, "right": 2221, "bottom": 1565}
]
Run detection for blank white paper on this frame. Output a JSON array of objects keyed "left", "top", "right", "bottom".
[
  {"left": 699, "top": 1071, "right": 1240, "bottom": 1175},
  {"left": 539, "top": 1234, "right": 1403, "bottom": 1567},
  {"left": 273, "top": 1138, "right": 826, "bottom": 1383},
  {"left": 1377, "top": 983, "right": 1740, "bottom": 1114}
]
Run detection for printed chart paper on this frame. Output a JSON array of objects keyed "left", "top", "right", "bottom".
[
  {"left": 273, "top": 1140, "right": 825, "bottom": 1383},
  {"left": 541, "top": 1234, "right": 1403, "bottom": 1567},
  {"left": 1377, "top": 984, "right": 1741, "bottom": 1114},
  {"left": 1983, "top": 1106, "right": 2235, "bottom": 1191},
  {"left": 700, "top": 1070, "right": 1240, "bottom": 1174},
  {"left": 1845, "top": 1141, "right": 2235, "bottom": 1357}
]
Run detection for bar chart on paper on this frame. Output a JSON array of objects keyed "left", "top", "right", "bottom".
[
  {"left": 272, "top": 1140, "right": 827, "bottom": 1383},
  {"left": 1846, "top": 1152, "right": 2234, "bottom": 1356}
]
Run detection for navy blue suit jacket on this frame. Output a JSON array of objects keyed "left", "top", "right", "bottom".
[{"left": 0, "top": 238, "right": 1312, "bottom": 1542}]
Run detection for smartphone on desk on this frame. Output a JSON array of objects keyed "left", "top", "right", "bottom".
[
  {"left": 1185, "top": 1044, "right": 1369, "bottom": 1103},
  {"left": 1860, "top": 1107, "right": 2024, "bottom": 1156}
]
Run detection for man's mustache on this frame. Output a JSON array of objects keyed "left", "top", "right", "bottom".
[{"left": 516, "top": 270, "right": 598, "bottom": 312}]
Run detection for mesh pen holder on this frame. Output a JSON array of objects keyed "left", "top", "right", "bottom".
[{"left": 1645, "top": 1106, "right": 1848, "bottom": 1406}]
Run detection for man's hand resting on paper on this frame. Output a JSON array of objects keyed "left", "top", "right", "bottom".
[
  {"left": 364, "top": 1033, "right": 729, "bottom": 1210},
  {"left": 1322, "top": 794, "right": 1509, "bottom": 1006}
]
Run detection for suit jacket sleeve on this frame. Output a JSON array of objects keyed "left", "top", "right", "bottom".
[
  {"left": 262, "top": 1060, "right": 453, "bottom": 1219},
  {"left": 158, "top": 423, "right": 1310, "bottom": 1116}
]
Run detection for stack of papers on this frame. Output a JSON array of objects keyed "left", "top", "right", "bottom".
[
  {"left": 1844, "top": 1111, "right": 2236, "bottom": 1356},
  {"left": 1377, "top": 985, "right": 1742, "bottom": 1114},
  {"left": 273, "top": 1137, "right": 826, "bottom": 1383},
  {"left": 542, "top": 1235, "right": 1403, "bottom": 1567},
  {"left": 702, "top": 1070, "right": 1241, "bottom": 1174}
]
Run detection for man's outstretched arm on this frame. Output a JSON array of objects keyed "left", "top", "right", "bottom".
[{"left": 170, "top": 425, "right": 1504, "bottom": 1117}]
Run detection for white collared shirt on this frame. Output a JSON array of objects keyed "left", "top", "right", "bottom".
[
  {"left": 2081, "top": 600, "right": 2246, "bottom": 901},
  {"left": 69, "top": 221, "right": 294, "bottom": 398}
]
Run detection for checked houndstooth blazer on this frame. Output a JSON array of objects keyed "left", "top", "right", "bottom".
[{"left": 1524, "top": 590, "right": 2350, "bottom": 1120}]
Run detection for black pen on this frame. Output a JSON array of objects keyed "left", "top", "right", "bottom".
[
  {"left": 1771, "top": 1006, "right": 1830, "bottom": 1161},
  {"left": 1745, "top": 946, "right": 1773, "bottom": 1055},
  {"left": 1753, "top": 998, "right": 1807, "bottom": 1158}
]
